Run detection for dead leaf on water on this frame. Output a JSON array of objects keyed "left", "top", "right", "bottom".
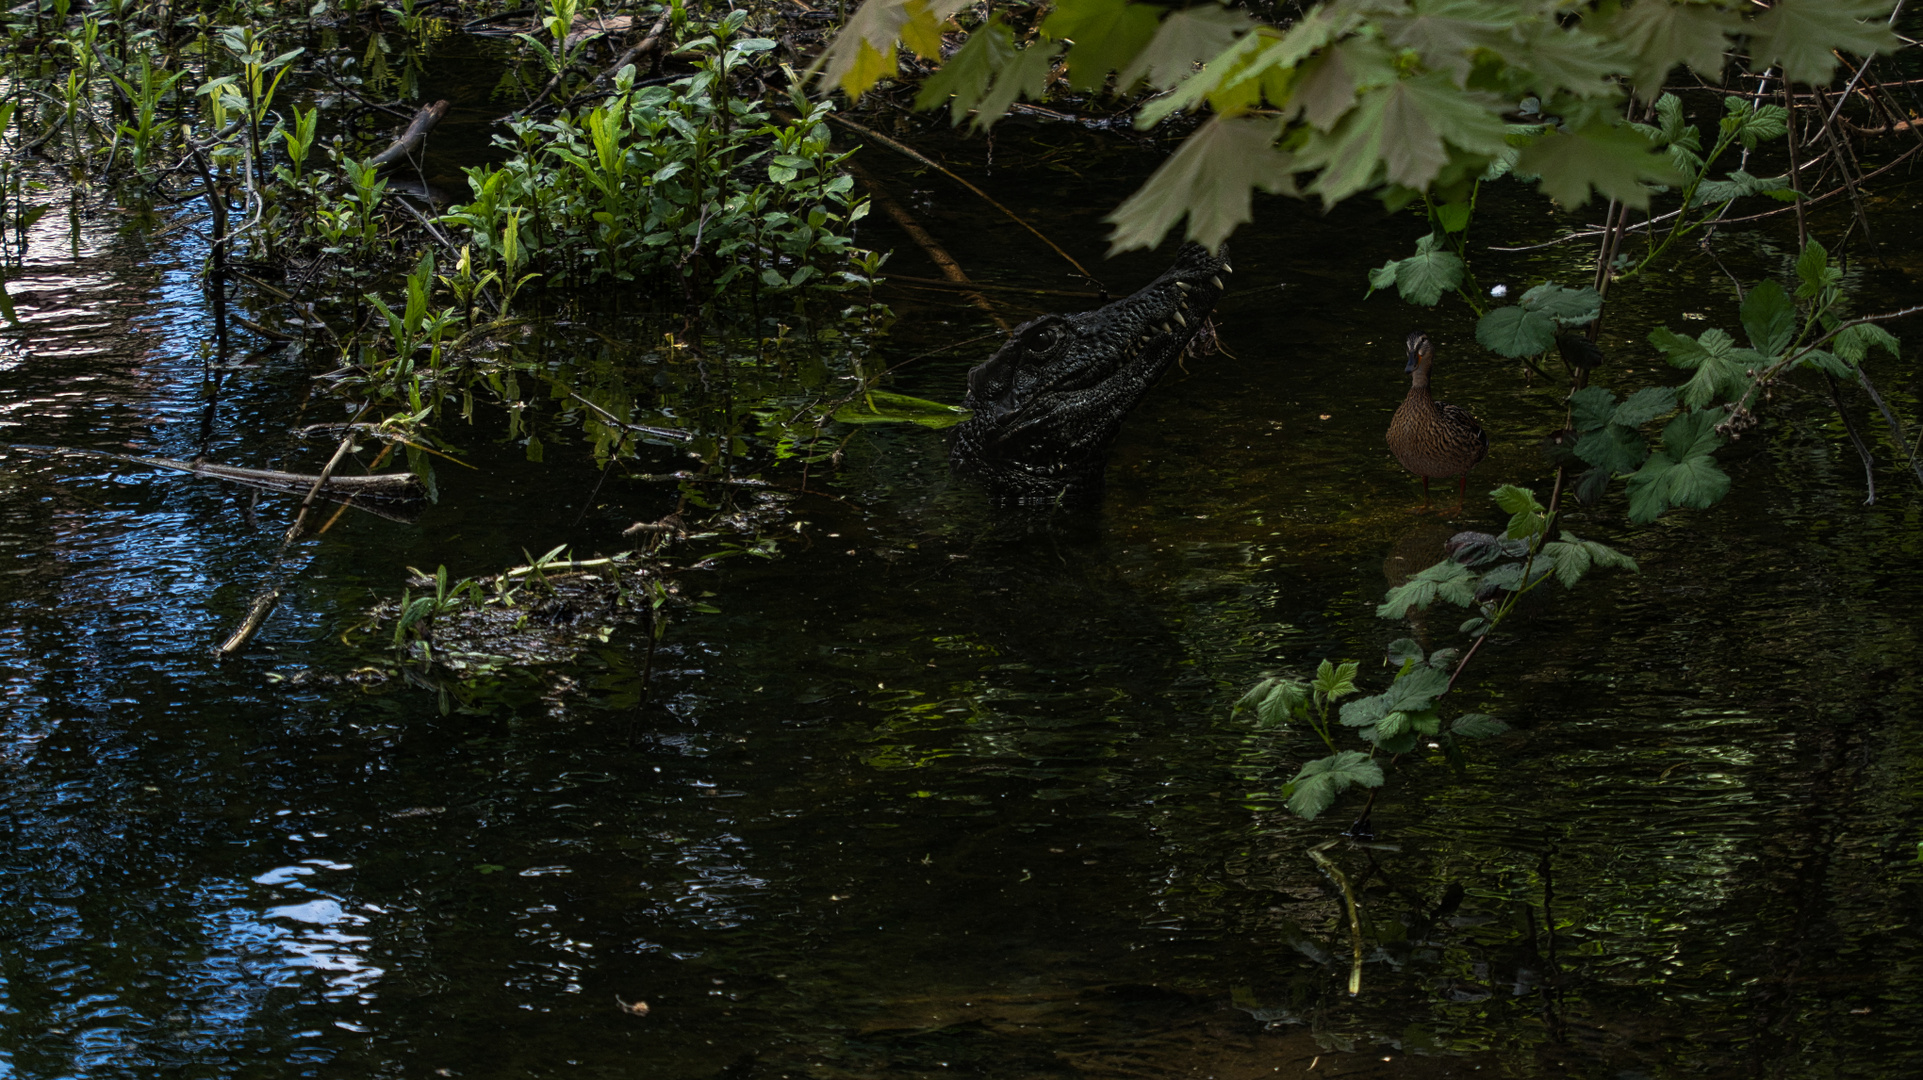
[{"left": 615, "top": 996, "right": 651, "bottom": 1016}]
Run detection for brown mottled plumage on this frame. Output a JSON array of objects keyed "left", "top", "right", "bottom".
[{"left": 1387, "top": 331, "right": 1488, "bottom": 515}]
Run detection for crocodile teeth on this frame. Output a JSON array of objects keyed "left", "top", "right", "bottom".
[
  {"left": 1210, "top": 275, "right": 1224, "bottom": 290},
  {"left": 1174, "top": 312, "right": 1188, "bottom": 327},
  {"left": 1176, "top": 281, "right": 1193, "bottom": 292},
  {"left": 1222, "top": 259, "right": 1234, "bottom": 273},
  {"left": 1160, "top": 321, "right": 1173, "bottom": 334}
]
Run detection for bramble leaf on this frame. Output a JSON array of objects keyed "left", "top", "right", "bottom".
[
  {"left": 1255, "top": 679, "right": 1309, "bottom": 727},
  {"left": 1378, "top": 559, "right": 1478, "bottom": 618},
  {"left": 1625, "top": 409, "right": 1730, "bottom": 523},
  {"left": 1385, "top": 639, "right": 1425, "bottom": 669},
  {"left": 1740, "top": 279, "right": 1796, "bottom": 357},
  {"left": 1569, "top": 386, "right": 1617, "bottom": 433},
  {"left": 1281, "top": 750, "right": 1383, "bottom": 820},
  {"left": 1833, "top": 322, "right": 1900, "bottom": 364},
  {"left": 1651, "top": 326, "right": 1756, "bottom": 407},
  {"left": 1794, "top": 237, "right": 1842, "bottom": 300},
  {"left": 1450, "top": 713, "right": 1508, "bottom": 739},
  {"left": 1313, "top": 659, "right": 1360, "bottom": 702},
  {"left": 1690, "top": 169, "right": 1797, "bottom": 207},
  {"left": 1492, "top": 483, "right": 1547, "bottom": 539},
  {"left": 1389, "top": 233, "right": 1465, "bottom": 307},
  {"left": 1476, "top": 303, "right": 1557, "bottom": 358},
  {"left": 1380, "top": 664, "right": 1450, "bottom": 714},
  {"left": 1106, "top": 114, "right": 1295, "bottom": 253},
  {"left": 1797, "top": 349, "right": 1851, "bottom": 378},
  {"left": 1519, "top": 283, "right": 1603, "bottom": 326},
  {"left": 1574, "top": 423, "right": 1648, "bottom": 473},
  {"left": 1612, "top": 385, "right": 1678, "bottom": 428}
]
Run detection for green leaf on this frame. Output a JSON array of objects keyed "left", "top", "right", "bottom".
[
  {"left": 1255, "top": 679, "right": 1310, "bottom": 727},
  {"left": 1377, "top": 559, "right": 1478, "bottom": 618},
  {"left": 1569, "top": 386, "right": 1618, "bottom": 433},
  {"left": 0, "top": 281, "right": 15, "bottom": 327},
  {"left": 1338, "top": 693, "right": 1389, "bottom": 729},
  {"left": 1514, "top": 122, "right": 1686, "bottom": 210},
  {"left": 833, "top": 391, "right": 972, "bottom": 429},
  {"left": 1374, "top": 710, "right": 1410, "bottom": 743},
  {"left": 1612, "top": 386, "right": 1678, "bottom": 428},
  {"left": 1740, "top": 279, "right": 1796, "bottom": 357},
  {"left": 1043, "top": 0, "right": 1164, "bottom": 94},
  {"left": 1380, "top": 664, "right": 1450, "bottom": 714},
  {"left": 1282, "top": 750, "right": 1384, "bottom": 820},
  {"left": 1476, "top": 304, "right": 1557, "bottom": 358},
  {"left": 1313, "top": 659, "right": 1360, "bottom": 702},
  {"left": 1652, "top": 326, "right": 1755, "bottom": 408},
  {"left": 1106, "top": 114, "right": 1294, "bottom": 253},
  {"left": 915, "top": 16, "right": 1058, "bottom": 130},
  {"left": 1832, "top": 322, "right": 1900, "bottom": 364},
  {"left": 1443, "top": 531, "right": 1530, "bottom": 567},
  {"left": 1573, "top": 424, "right": 1648, "bottom": 473},
  {"left": 1520, "top": 283, "right": 1604, "bottom": 326},
  {"left": 1798, "top": 349, "right": 1852, "bottom": 378},
  {"left": 1609, "top": 3, "right": 1737, "bottom": 99},
  {"left": 1748, "top": 0, "right": 1900, "bottom": 88},
  {"left": 1690, "top": 169, "right": 1797, "bottom": 208},
  {"left": 1625, "top": 409, "right": 1731, "bottom": 523},
  {"left": 1234, "top": 677, "right": 1281, "bottom": 717},
  {"left": 1385, "top": 638, "right": 1425, "bottom": 669},
  {"left": 1296, "top": 72, "right": 1509, "bottom": 205},
  {"left": 1434, "top": 201, "right": 1472, "bottom": 233},
  {"left": 811, "top": 0, "right": 969, "bottom": 98},
  {"left": 1118, "top": 2, "right": 1257, "bottom": 90},
  {"left": 1395, "top": 234, "right": 1466, "bottom": 307},
  {"left": 1795, "top": 237, "right": 1842, "bottom": 301},
  {"left": 1492, "top": 483, "right": 1547, "bottom": 540},
  {"left": 1289, "top": 35, "right": 1397, "bottom": 132},
  {"left": 1450, "top": 713, "right": 1508, "bottom": 739}
]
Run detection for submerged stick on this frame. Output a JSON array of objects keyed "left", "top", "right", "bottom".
[
  {"left": 847, "top": 159, "right": 1007, "bottom": 331},
  {"left": 823, "top": 113, "right": 1101, "bottom": 289},
  {"left": 3, "top": 443, "right": 425, "bottom": 502},
  {"left": 1308, "top": 839, "right": 1365, "bottom": 996},
  {"left": 368, "top": 100, "right": 450, "bottom": 172},
  {"left": 1825, "top": 374, "right": 1878, "bottom": 504}
]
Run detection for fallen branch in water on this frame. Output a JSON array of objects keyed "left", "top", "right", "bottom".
[
  {"left": 4, "top": 442, "right": 426, "bottom": 503},
  {"left": 368, "top": 100, "right": 450, "bottom": 172}
]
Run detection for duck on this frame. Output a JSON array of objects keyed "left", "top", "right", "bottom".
[{"left": 1387, "top": 331, "right": 1488, "bottom": 515}]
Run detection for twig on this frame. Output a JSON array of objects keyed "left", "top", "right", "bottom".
[
  {"left": 1825, "top": 373, "right": 1878, "bottom": 505},
  {"left": 1849, "top": 361, "right": 1923, "bottom": 489},
  {"left": 822, "top": 112, "right": 1102, "bottom": 290},
  {"left": 847, "top": 159, "right": 1008, "bottom": 331}
]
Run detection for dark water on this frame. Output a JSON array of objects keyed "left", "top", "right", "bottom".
[{"left": 5, "top": 45, "right": 1923, "bottom": 1080}]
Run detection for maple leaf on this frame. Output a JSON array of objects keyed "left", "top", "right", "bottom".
[
  {"left": 1747, "top": 0, "right": 1899, "bottom": 87},
  {"left": 1606, "top": 0, "right": 1738, "bottom": 98},
  {"left": 1117, "top": 2, "right": 1257, "bottom": 90},
  {"left": 915, "top": 16, "right": 1058, "bottom": 129},
  {"left": 1105, "top": 115, "right": 1295, "bottom": 254},
  {"left": 1297, "top": 72, "right": 1507, "bottom": 205},
  {"left": 1513, "top": 122, "right": 1685, "bottom": 209},
  {"left": 1042, "top": 0, "right": 1164, "bottom": 94},
  {"left": 810, "top": 0, "right": 968, "bottom": 99},
  {"left": 1288, "top": 35, "right": 1397, "bottom": 132}
]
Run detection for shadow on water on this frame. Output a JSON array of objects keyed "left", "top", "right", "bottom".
[{"left": 5, "top": 28, "right": 1923, "bottom": 1080}]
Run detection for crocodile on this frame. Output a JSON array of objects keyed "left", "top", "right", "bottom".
[{"left": 949, "top": 243, "right": 1231, "bottom": 507}]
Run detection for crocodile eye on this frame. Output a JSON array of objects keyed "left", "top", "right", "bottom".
[{"left": 1023, "top": 324, "right": 1061, "bottom": 350}]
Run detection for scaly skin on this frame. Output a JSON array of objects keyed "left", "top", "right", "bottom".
[{"left": 949, "top": 243, "right": 1232, "bottom": 507}]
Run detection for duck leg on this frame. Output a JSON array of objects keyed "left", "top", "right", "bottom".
[
  {"left": 1446, "top": 473, "right": 1469, "bottom": 516},
  {"left": 1409, "top": 475, "right": 1434, "bottom": 514}
]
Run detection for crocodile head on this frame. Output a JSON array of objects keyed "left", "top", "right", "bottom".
[{"left": 949, "top": 243, "right": 1231, "bottom": 507}]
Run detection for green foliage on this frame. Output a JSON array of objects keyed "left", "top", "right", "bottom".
[
  {"left": 820, "top": 0, "right": 1901, "bottom": 249},
  {"left": 1475, "top": 283, "right": 1601, "bottom": 357},
  {"left": 1105, "top": 115, "right": 1296, "bottom": 254},
  {"left": 1651, "top": 326, "right": 1759, "bottom": 408},
  {"left": 1281, "top": 751, "right": 1383, "bottom": 820},
  {"left": 1625, "top": 409, "right": 1731, "bottom": 523},
  {"left": 1367, "top": 232, "right": 1464, "bottom": 308},
  {"left": 833, "top": 391, "right": 971, "bottom": 429},
  {"left": 915, "top": 15, "right": 1055, "bottom": 129}
]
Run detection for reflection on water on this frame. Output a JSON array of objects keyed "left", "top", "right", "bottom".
[{"left": 3, "top": 70, "right": 1923, "bottom": 1080}]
